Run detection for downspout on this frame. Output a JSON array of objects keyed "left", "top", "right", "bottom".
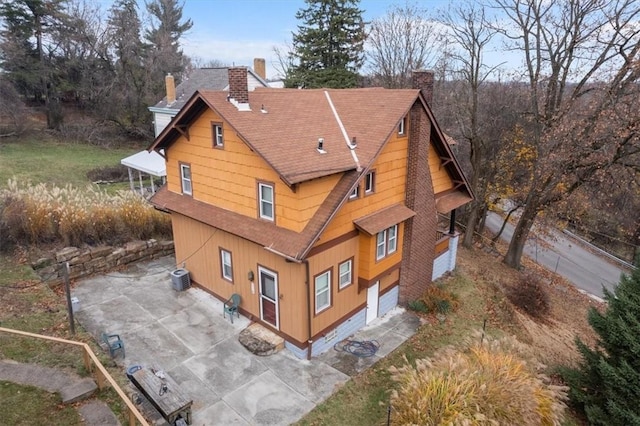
[{"left": 304, "top": 259, "right": 313, "bottom": 360}]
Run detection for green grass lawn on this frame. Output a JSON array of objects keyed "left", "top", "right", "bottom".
[
  {"left": 0, "top": 136, "right": 143, "bottom": 188},
  {"left": 0, "top": 381, "right": 82, "bottom": 425}
]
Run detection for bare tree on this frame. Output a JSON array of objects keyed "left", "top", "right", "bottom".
[
  {"left": 493, "top": 0, "right": 640, "bottom": 268},
  {"left": 437, "top": 1, "right": 504, "bottom": 247},
  {"left": 367, "top": 2, "right": 441, "bottom": 88}
]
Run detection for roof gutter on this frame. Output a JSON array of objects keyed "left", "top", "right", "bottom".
[
  {"left": 324, "top": 91, "right": 362, "bottom": 172},
  {"left": 263, "top": 245, "right": 302, "bottom": 263}
]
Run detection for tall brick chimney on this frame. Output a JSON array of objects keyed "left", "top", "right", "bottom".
[
  {"left": 412, "top": 70, "right": 434, "bottom": 105},
  {"left": 165, "top": 73, "right": 176, "bottom": 104},
  {"left": 253, "top": 58, "right": 266, "bottom": 80},
  {"left": 228, "top": 67, "right": 249, "bottom": 105}
]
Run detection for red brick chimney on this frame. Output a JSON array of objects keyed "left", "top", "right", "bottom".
[
  {"left": 412, "top": 70, "right": 434, "bottom": 105},
  {"left": 228, "top": 67, "right": 249, "bottom": 104},
  {"left": 253, "top": 58, "right": 266, "bottom": 80},
  {"left": 165, "top": 73, "right": 176, "bottom": 104}
]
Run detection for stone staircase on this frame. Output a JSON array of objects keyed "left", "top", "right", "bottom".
[{"left": 0, "top": 359, "right": 120, "bottom": 425}]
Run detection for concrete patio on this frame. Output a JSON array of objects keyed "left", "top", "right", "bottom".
[{"left": 72, "top": 256, "right": 420, "bottom": 425}]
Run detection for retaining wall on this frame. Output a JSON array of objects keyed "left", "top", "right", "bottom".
[{"left": 32, "top": 240, "right": 175, "bottom": 285}]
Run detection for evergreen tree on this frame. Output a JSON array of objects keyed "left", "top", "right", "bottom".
[
  {"left": 563, "top": 260, "right": 640, "bottom": 425},
  {"left": 107, "top": 0, "right": 152, "bottom": 136},
  {"left": 286, "top": 0, "right": 366, "bottom": 88},
  {"left": 144, "top": 0, "right": 192, "bottom": 97},
  {"left": 0, "top": 0, "right": 69, "bottom": 129}
]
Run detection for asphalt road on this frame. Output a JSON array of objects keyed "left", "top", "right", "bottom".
[{"left": 485, "top": 211, "right": 627, "bottom": 299}]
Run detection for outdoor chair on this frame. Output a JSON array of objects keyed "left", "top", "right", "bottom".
[
  {"left": 101, "top": 332, "right": 125, "bottom": 358},
  {"left": 223, "top": 294, "right": 241, "bottom": 323}
]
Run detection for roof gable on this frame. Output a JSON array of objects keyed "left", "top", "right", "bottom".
[{"left": 149, "top": 88, "right": 419, "bottom": 185}]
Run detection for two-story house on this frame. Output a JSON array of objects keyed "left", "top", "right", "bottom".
[{"left": 148, "top": 67, "right": 472, "bottom": 359}]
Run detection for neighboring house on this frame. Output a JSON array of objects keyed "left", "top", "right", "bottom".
[
  {"left": 149, "top": 58, "right": 271, "bottom": 137},
  {"left": 148, "top": 67, "right": 473, "bottom": 359}
]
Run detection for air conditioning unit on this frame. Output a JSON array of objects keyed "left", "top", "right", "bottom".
[{"left": 170, "top": 268, "right": 191, "bottom": 291}]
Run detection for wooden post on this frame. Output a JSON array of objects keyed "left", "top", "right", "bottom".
[
  {"left": 95, "top": 368, "right": 106, "bottom": 390},
  {"left": 82, "top": 349, "right": 91, "bottom": 373},
  {"left": 64, "top": 262, "right": 75, "bottom": 335}
]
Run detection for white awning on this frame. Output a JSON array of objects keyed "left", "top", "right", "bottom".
[{"left": 120, "top": 150, "right": 166, "bottom": 177}]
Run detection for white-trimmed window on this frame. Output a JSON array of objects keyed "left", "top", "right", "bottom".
[
  {"left": 376, "top": 229, "right": 387, "bottom": 260},
  {"left": 398, "top": 116, "right": 406, "bottom": 135},
  {"left": 180, "top": 163, "right": 192, "bottom": 195},
  {"left": 365, "top": 171, "right": 375, "bottom": 194},
  {"left": 388, "top": 224, "right": 398, "bottom": 254},
  {"left": 339, "top": 259, "right": 352, "bottom": 289},
  {"left": 349, "top": 185, "right": 359, "bottom": 200},
  {"left": 259, "top": 183, "right": 274, "bottom": 220},
  {"left": 220, "top": 249, "right": 233, "bottom": 282},
  {"left": 376, "top": 224, "right": 399, "bottom": 260},
  {"left": 213, "top": 123, "right": 224, "bottom": 147},
  {"left": 315, "top": 270, "right": 331, "bottom": 313}
]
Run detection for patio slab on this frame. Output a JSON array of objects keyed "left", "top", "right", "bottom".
[{"left": 72, "top": 256, "right": 419, "bottom": 425}]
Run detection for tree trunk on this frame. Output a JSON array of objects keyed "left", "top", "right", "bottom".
[
  {"left": 462, "top": 201, "right": 480, "bottom": 248},
  {"left": 491, "top": 206, "right": 520, "bottom": 245},
  {"left": 503, "top": 202, "right": 539, "bottom": 269}
]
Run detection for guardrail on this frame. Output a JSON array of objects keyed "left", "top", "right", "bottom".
[{"left": 0, "top": 327, "right": 149, "bottom": 426}]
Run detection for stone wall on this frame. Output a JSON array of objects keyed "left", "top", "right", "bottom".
[{"left": 32, "top": 240, "right": 174, "bottom": 285}]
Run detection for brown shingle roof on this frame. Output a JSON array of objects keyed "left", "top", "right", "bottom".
[
  {"left": 353, "top": 204, "right": 416, "bottom": 235},
  {"left": 152, "top": 88, "right": 418, "bottom": 185}
]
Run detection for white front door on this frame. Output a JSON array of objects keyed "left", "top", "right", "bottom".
[
  {"left": 258, "top": 267, "right": 279, "bottom": 330},
  {"left": 366, "top": 281, "right": 379, "bottom": 324}
]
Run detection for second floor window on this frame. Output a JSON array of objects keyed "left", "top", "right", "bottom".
[
  {"left": 398, "top": 116, "right": 406, "bottom": 136},
  {"left": 376, "top": 224, "right": 399, "bottom": 260},
  {"left": 365, "top": 171, "right": 375, "bottom": 194},
  {"left": 259, "top": 182, "right": 274, "bottom": 221},
  {"left": 213, "top": 123, "right": 223, "bottom": 147},
  {"left": 180, "top": 163, "right": 192, "bottom": 195},
  {"left": 349, "top": 185, "right": 359, "bottom": 200}
]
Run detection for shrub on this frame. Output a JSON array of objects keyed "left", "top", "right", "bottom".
[
  {"left": 0, "top": 179, "right": 171, "bottom": 247},
  {"left": 561, "top": 259, "right": 640, "bottom": 425},
  {"left": 407, "top": 300, "right": 428, "bottom": 313},
  {"left": 389, "top": 334, "right": 567, "bottom": 425},
  {"left": 419, "top": 284, "right": 460, "bottom": 314},
  {"left": 506, "top": 272, "right": 550, "bottom": 319}
]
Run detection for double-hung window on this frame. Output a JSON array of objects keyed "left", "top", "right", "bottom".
[
  {"left": 220, "top": 249, "right": 233, "bottom": 282},
  {"left": 338, "top": 259, "right": 352, "bottom": 289},
  {"left": 259, "top": 182, "right": 274, "bottom": 221},
  {"left": 213, "top": 123, "right": 224, "bottom": 147},
  {"left": 376, "top": 224, "right": 399, "bottom": 260},
  {"left": 180, "top": 163, "right": 192, "bottom": 195},
  {"left": 315, "top": 270, "right": 331, "bottom": 313}
]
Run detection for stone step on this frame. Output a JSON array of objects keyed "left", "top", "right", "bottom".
[
  {"left": 60, "top": 378, "right": 98, "bottom": 404},
  {"left": 78, "top": 400, "right": 121, "bottom": 426},
  {"left": 238, "top": 323, "right": 285, "bottom": 356}
]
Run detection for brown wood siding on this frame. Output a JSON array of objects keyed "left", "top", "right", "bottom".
[
  {"left": 315, "top": 132, "right": 410, "bottom": 244},
  {"left": 306, "top": 236, "right": 365, "bottom": 335},
  {"left": 429, "top": 142, "right": 454, "bottom": 194},
  {"left": 170, "top": 213, "right": 308, "bottom": 342},
  {"left": 357, "top": 222, "right": 405, "bottom": 281},
  {"left": 165, "top": 109, "right": 337, "bottom": 233},
  {"left": 379, "top": 268, "right": 400, "bottom": 293}
]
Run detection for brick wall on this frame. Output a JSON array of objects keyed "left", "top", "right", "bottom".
[
  {"left": 228, "top": 67, "right": 249, "bottom": 103},
  {"left": 32, "top": 240, "right": 175, "bottom": 285},
  {"left": 399, "top": 102, "right": 438, "bottom": 304}
]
